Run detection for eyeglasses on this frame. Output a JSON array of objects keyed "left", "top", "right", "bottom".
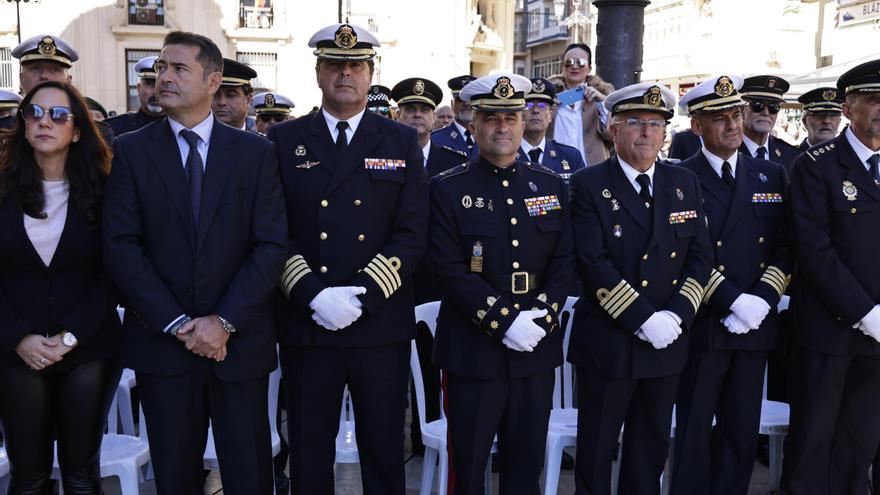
[
  {"left": 525, "top": 101, "right": 550, "bottom": 110},
  {"left": 613, "top": 118, "right": 667, "bottom": 130},
  {"left": 21, "top": 104, "right": 75, "bottom": 124},
  {"left": 258, "top": 114, "right": 287, "bottom": 123},
  {"left": 564, "top": 58, "right": 589, "bottom": 68},
  {"left": 747, "top": 100, "right": 780, "bottom": 115}
]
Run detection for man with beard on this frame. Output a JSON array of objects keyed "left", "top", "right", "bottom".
[
  {"left": 738, "top": 75, "right": 800, "bottom": 175},
  {"left": 434, "top": 104, "right": 454, "bottom": 130},
  {"left": 518, "top": 77, "right": 586, "bottom": 183},
  {"left": 212, "top": 58, "right": 258, "bottom": 132},
  {"left": 796, "top": 87, "right": 844, "bottom": 151},
  {"left": 550, "top": 43, "right": 614, "bottom": 167},
  {"left": 431, "top": 75, "right": 479, "bottom": 159},
  {"left": 105, "top": 56, "right": 165, "bottom": 136},
  {"left": 252, "top": 92, "right": 293, "bottom": 135}
]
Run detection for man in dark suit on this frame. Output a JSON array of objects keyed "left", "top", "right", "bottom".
[
  {"left": 518, "top": 77, "right": 587, "bottom": 183},
  {"left": 568, "top": 82, "right": 713, "bottom": 495},
  {"left": 669, "top": 128, "right": 702, "bottom": 160},
  {"left": 671, "top": 75, "right": 792, "bottom": 494},
  {"left": 429, "top": 73, "right": 576, "bottom": 494},
  {"left": 266, "top": 23, "right": 428, "bottom": 495},
  {"left": 796, "top": 87, "right": 844, "bottom": 151},
  {"left": 738, "top": 75, "right": 801, "bottom": 175},
  {"left": 781, "top": 59, "right": 880, "bottom": 494},
  {"left": 103, "top": 31, "right": 287, "bottom": 495},
  {"left": 431, "top": 75, "right": 479, "bottom": 159},
  {"left": 105, "top": 56, "right": 165, "bottom": 136}
]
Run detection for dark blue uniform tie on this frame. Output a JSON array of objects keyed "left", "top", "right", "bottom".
[
  {"left": 722, "top": 161, "right": 735, "bottom": 190},
  {"left": 528, "top": 148, "right": 542, "bottom": 164},
  {"left": 636, "top": 173, "right": 652, "bottom": 208},
  {"left": 336, "top": 120, "right": 349, "bottom": 149},
  {"left": 180, "top": 129, "right": 204, "bottom": 225},
  {"left": 868, "top": 154, "right": 880, "bottom": 187},
  {"left": 756, "top": 146, "right": 767, "bottom": 160}
]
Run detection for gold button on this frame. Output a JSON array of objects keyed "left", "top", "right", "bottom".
[
  {"left": 514, "top": 303, "right": 520, "bottom": 309},
  {"left": 358, "top": 234, "right": 365, "bottom": 241},
  {"left": 320, "top": 232, "right": 328, "bottom": 240},
  {"left": 672, "top": 279, "right": 678, "bottom": 286},
  {"left": 320, "top": 199, "right": 329, "bottom": 207},
  {"left": 507, "top": 198, "right": 514, "bottom": 205},
  {"left": 319, "top": 266, "right": 328, "bottom": 273},
  {"left": 641, "top": 280, "right": 649, "bottom": 287},
  {"left": 512, "top": 261, "right": 520, "bottom": 269},
  {"left": 851, "top": 207, "right": 857, "bottom": 214},
  {"left": 502, "top": 180, "right": 509, "bottom": 187},
  {"left": 511, "top": 218, "right": 518, "bottom": 225},
  {"left": 760, "top": 263, "right": 766, "bottom": 268},
  {"left": 719, "top": 265, "right": 726, "bottom": 272},
  {"left": 354, "top": 199, "right": 362, "bottom": 206},
  {"left": 758, "top": 237, "right": 765, "bottom": 244},
  {"left": 512, "top": 239, "right": 519, "bottom": 247},
  {"left": 716, "top": 240, "right": 723, "bottom": 247},
  {"left": 670, "top": 251, "right": 677, "bottom": 259},
  {"left": 642, "top": 254, "right": 648, "bottom": 261}
]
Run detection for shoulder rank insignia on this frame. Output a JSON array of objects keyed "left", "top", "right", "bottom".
[
  {"left": 807, "top": 142, "right": 836, "bottom": 162},
  {"left": 443, "top": 145, "right": 467, "bottom": 157},
  {"left": 436, "top": 163, "right": 471, "bottom": 180}
]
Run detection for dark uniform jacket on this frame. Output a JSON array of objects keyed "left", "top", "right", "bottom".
[
  {"left": 679, "top": 151, "right": 792, "bottom": 351},
  {"left": 429, "top": 157, "right": 576, "bottom": 379},
  {"left": 669, "top": 129, "right": 702, "bottom": 161},
  {"left": 739, "top": 135, "right": 801, "bottom": 176},
  {"left": 788, "top": 135, "right": 880, "bottom": 356},
  {"left": 425, "top": 143, "right": 468, "bottom": 179},
  {"left": 267, "top": 109, "right": 428, "bottom": 348},
  {"left": 517, "top": 138, "right": 587, "bottom": 183},
  {"left": 431, "top": 122, "right": 478, "bottom": 160},
  {"left": 104, "top": 109, "right": 163, "bottom": 137},
  {"left": 567, "top": 158, "right": 713, "bottom": 379}
]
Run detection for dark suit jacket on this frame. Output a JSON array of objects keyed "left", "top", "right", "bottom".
[
  {"left": 0, "top": 190, "right": 121, "bottom": 371},
  {"left": 679, "top": 152, "right": 792, "bottom": 351},
  {"left": 567, "top": 158, "right": 713, "bottom": 379},
  {"left": 267, "top": 109, "right": 428, "bottom": 348},
  {"left": 669, "top": 129, "right": 702, "bottom": 161},
  {"left": 103, "top": 117, "right": 288, "bottom": 381}
]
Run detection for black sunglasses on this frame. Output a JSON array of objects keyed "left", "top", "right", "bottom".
[
  {"left": 748, "top": 100, "right": 780, "bottom": 115},
  {"left": 21, "top": 104, "right": 75, "bottom": 124},
  {"left": 258, "top": 114, "right": 286, "bottom": 123}
]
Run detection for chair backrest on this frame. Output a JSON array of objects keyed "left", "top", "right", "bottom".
[
  {"left": 552, "top": 296, "right": 579, "bottom": 410},
  {"left": 411, "top": 301, "right": 442, "bottom": 433}
]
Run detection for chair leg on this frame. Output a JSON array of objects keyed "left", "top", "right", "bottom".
[
  {"left": 420, "top": 447, "right": 438, "bottom": 495},
  {"left": 769, "top": 434, "right": 784, "bottom": 492},
  {"left": 107, "top": 395, "right": 119, "bottom": 434},
  {"left": 117, "top": 386, "right": 135, "bottom": 436},
  {"left": 439, "top": 447, "right": 449, "bottom": 495},
  {"left": 543, "top": 436, "right": 564, "bottom": 495},
  {"left": 484, "top": 454, "right": 492, "bottom": 494},
  {"left": 117, "top": 463, "right": 141, "bottom": 495},
  {"left": 0, "top": 475, "right": 8, "bottom": 495}
]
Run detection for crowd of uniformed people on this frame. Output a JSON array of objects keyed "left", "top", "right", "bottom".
[{"left": 0, "top": 20, "right": 879, "bottom": 495}]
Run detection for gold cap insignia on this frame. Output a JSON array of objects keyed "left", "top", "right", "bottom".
[
  {"left": 38, "top": 37, "right": 56, "bottom": 57},
  {"left": 493, "top": 76, "right": 514, "bottom": 99},
  {"left": 533, "top": 79, "right": 545, "bottom": 93},
  {"left": 334, "top": 24, "right": 358, "bottom": 49},
  {"left": 643, "top": 86, "right": 662, "bottom": 107},
  {"left": 715, "top": 76, "right": 734, "bottom": 97},
  {"left": 413, "top": 79, "right": 425, "bottom": 96},
  {"left": 767, "top": 78, "right": 777, "bottom": 88},
  {"left": 822, "top": 89, "right": 837, "bottom": 101},
  {"left": 265, "top": 93, "right": 276, "bottom": 108}
]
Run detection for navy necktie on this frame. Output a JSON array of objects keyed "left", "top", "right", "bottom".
[
  {"left": 528, "top": 148, "right": 542, "bottom": 164},
  {"left": 464, "top": 129, "right": 474, "bottom": 149},
  {"left": 722, "top": 161, "right": 735, "bottom": 190},
  {"left": 869, "top": 154, "right": 880, "bottom": 187},
  {"left": 636, "top": 174, "right": 652, "bottom": 208},
  {"left": 180, "top": 129, "right": 204, "bottom": 225},
  {"left": 756, "top": 146, "right": 767, "bottom": 160},
  {"left": 336, "top": 121, "right": 349, "bottom": 149}
]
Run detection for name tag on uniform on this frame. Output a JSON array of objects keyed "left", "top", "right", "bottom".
[
  {"left": 752, "top": 192, "right": 783, "bottom": 203},
  {"left": 364, "top": 158, "right": 406, "bottom": 170},
  {"left": 524, "top": 195, "right": 561, "bottom": 217},
  {"left": 669, "top": 210, "right": 697, "bottom": 224}
]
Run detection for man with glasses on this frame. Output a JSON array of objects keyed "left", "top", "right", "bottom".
[
  {"left": 671, "top": 75, "right": 791, "bottom": 495},
  {"left": 796, "top": 87, "right": 844, "bottom": 151},
  {"left": 105, "top": 56, "right": 165, "bottom": 136},
  {"left": 252, "top": 92, "right": 293, "bottom": 135},
  {"left": 518, "top": 77, "right": 586, "bottom": 184},
  {"left": 550, "top": 43, "right": 614, "bottom": 167},
  {"left": 367, "top": 84, "right": 393, "bottom": 119},
  {"left": 568, "top": 82, "right": 712, "bottom": 495},
  {"left": 739, "top": 75, "right": 800, "bottom": 174},
  {"left": 212, "top": 58, "right": 258, "bottom": 132},
  {"left": 431, "top": 75, "right": 479, "bottom": 159}
]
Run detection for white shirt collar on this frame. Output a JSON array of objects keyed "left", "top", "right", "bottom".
[
  {"left": 618, "top": 157, "right": 655, "bottom": 195},
  {"left": 701, "top": 146, "right": 739, "bottom": 179},
  {"left": 845, "top": 127, "right": 880, "bottom": 172},
  {"left": 742, "top": 133, "right": 769, "bottom": 157},
  {"left": 168, "top": 112, "right": 214, "bottom": 145},
  {"left": 453, "top": 120, "right": 469, "bottom": 138},
  {"left": 521, "top": 137, "right": 547, "bottom": 154},
  {"left": 322, "top": 107, "right": 366, "bottom": 140},
  {"left": 421, "top": 141, "right": 431, "bottom": 167}
]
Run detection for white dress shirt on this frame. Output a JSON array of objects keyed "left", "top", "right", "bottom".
[
  {"left": 168, "top": 113, "right": 214, "bottom": 170},
  {"left": 618, "top": 157, "right": 655, "bottom": 196},
  {"left": 554, "top": 100, "right": 584, "bottom": 162},
  {"left": 421, "top": 141, "right": 431, "bottom": 168},
  {"left": 24, "top": 180, "right": 69, "bottom": 267},
  {"left": 742, "top": 133, "right": 769, "bottom": 158},
  {"left": 521, "top": 137, "right": 547, "bottom": 164},
  {"left": 845, "top": 127, "right": 880, "bottom": 173},
  {"left": 323, "top": 107, "right": 365, "bottom": 144},
  {"left": 701, "top": 146, "right": 739, "bottom": 180}
]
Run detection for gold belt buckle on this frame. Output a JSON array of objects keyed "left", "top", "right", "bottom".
[{"left": 511, "top": 271, "right": 530, "bottom": 295}]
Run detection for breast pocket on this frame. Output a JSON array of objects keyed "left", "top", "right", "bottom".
[
  {"left": 369, "top": 169, "right": 405, "bottom": 184},
  {"left": 753, "top": 203, "right": 785, "bottom": 217},
  {"left": 674, "top": 220, "right": 697, "bottom": 238},
  {"left": 833, "top": 199, "right": 874, "bottom": 215},
  {"left": 535, "top": 216, "right": 563, "bottom": 235}
]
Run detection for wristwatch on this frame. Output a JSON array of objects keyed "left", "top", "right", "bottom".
[
  {"left": 60, "top": 331, "right": 78, "bottom": 348},
  {"left": 217, "top": 315, "right": 237, "bottom": 334}
]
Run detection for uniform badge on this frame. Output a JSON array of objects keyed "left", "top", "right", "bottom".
[
  {"left": 529, "top": 181, "right": 538, "bottom": 192},
  {"left": 462, "top": 195, "right": 473, "bottom": 208},
  {"left": 759, "top": 172, "right": 768, "bottom": 183},
  {"left": 602, "top": 189, "right": 612, "bottom": 199},
  {"left": 842, "top": 181, "right": 858, "bottom": 201},
  {"left": 295, "top": 145, "right": 306, "bottom": 156},
  {"left": 643, "top": 86, "right": 663, "bottom": 107},
  {"left": 611, "top": 199, "right": 620, "bottom": 211},
  {"left": 669, "top": 210, "right": 698, "bottom": 224},
  {"left": 487, "top": 199, "right": 494, "bottom": 211},
  {"left": 364, "top": 158, "right": 406, "bottom": 170},
  {"left": 450, "top": 131, "right": 459, "bottom": 140},
  {"left": 470, "top": 242, "right": 484, "bottom": 273},
  {"left": 533, "top": 79, "right": 545, "bottom": 93},
  {"left": 334, "top": 24, "right": 358, "bottom": 49},
  {"left": 38, "top": 37, "right": 57, "bottom": 57},
  {"left": 265, "top": 93, "right": 276, "bottom": 108},
  {"left": 296, "top": 161, "right": 320, "bottom": 169},
  {"left": 492, "top": 76, "right": 514, "bottom": 100},
  {"left": 822, "top": 89, "right": 837, "bottom": 101},
  {"left": 714, "top": 76, "right": 734, "bottom": 97},
  {"left": 775, "top": 148, "right": 782, "bottom": 158},
  {"left": 675, "top": 188, "right": 684, "bottom": 201},
  {"left": 752, "top": 193, "right": 783, "bottom": 203},
  {"left": 549, "top": 149, "right": 557, "bottom": 158},
  {"left": 612, "top": 224, "right": 622, "bottom": 238},
  {"left": 524, "top": 195, "right": 561, "bottom": 216},
  {"left": 561, "top": 159, "right": 570, "bottom": 170},
  {"left": 475, "top": 197, "right": 485, "bottom": 208},
  {"left": 413, "top": 79, "right": 425, "bottom": 95}
]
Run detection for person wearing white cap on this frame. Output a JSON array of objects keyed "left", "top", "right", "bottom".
[
  {"left": 105, "top": 56, "right": 165, "bottom": 136},
  {"left": 265, "top": 22, "right": 428, "bottom": 495},
  {"left": 251, "top": 92, "right": 293, "bottom": 135},
  {"left": 671, "top": 75, "right": 792, "bottom": 495},
  {"left": 12, "top": 35, "right": 78, "bottom": 94},
  {"left": 429, "top": 72, "right": 577, "bottom": 494},
  {"left": 567, "top": 82, "right": 712, "bottom": 494},
  {"left": 0, "top": 88, "right": 22, "bottom": 129}
]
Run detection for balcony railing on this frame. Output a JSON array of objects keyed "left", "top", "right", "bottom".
[{"left": 240, "top": 5, "right": 273, "bottom": 29}]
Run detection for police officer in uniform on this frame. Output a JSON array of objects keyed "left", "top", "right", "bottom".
[
  {"left": 796, "top": 87, "right": 844, "bottom": 151},
  {"left": 367, "top": 84, "right": 393, "bottom": 119},
  {"left": 212, "top": 58, "right": 258, "bottom": 132},
  {"left": 104, "top": 56, "right": 165, "bottom": 136},
  {"left": 0, "top": 89, "right": 22, "bottom": 130},
  {"left": 518, "top": 77, "right": 587, "bottom": 183},
  {"left": 431, "top": 75, "right": 479, "bottom": 159},
  {"left": 671, "top": 75, "right": 792, "bottom": 495},
  {"left": 568, "top": 82, "right": 713, "bottom": 495},
  {"left": 739, "top": 75, "right": 801, "bottom": 174},
  {"left": 251, "top": 92, "right": 293, "bottom": 135},
  {"left": 266, "top": 23, "right": 427, "bottom": 495},
  {"left": 781, "top": 58, "right": 880, "bottom": 494},
  {"left": 12, "top": 35, "right": 77, "bottom": 93},
  {"left": 429, "top": 72, "right": 576, "bottom": 495}
]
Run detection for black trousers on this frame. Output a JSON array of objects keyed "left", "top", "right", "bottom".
[
  {"left": 781, "top": 346, "right": 880, "bottom": 494},
  {"left": 281, "top": 343, "right": 411, "bottom": 495},
  {"left": 445, "top": 371, "right": 554, "bottom": 495},
  {"left": 0, "top": 358, "right": 120, "bottom": 495},
  {"left": 671, "top": 349, "right": 767, "bottom": 495},
  {"left": 137, "top": 361, "right": 273, "bottom": 495},
  {"left": 574, "top": 365, "right": 679, "bottom": 495}
]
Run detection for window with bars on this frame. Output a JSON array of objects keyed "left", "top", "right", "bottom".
[
  {"left": 239, "top": 0, "right": 274, "bottom": 29},
  {"left": 129, "top": 0, "right": 165, "bottom": 26},
  {"left": 236, "top": 52, "right": 277, "bottom": 92},
  {"left": 126, "top": 49, "right": 160, "bottom": 112},
  {"left": 0, "top": 48, "right": 14, "bottom": 91},
  {"left": 532, "top": 55, "right": 561, "bottom": 79}
]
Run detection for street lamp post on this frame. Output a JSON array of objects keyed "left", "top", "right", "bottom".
[
  {"left": 552, "top": 0, "right": 595, "bottom": 45},
  {"left": 6, "top": 0, "right": 36, "bottom": 44},
  {"left": 592, "top": 0, "right": 650, "bottom": 90}
]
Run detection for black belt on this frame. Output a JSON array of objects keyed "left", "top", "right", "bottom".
[{"left": 484, "top": 272, "right": 542, "bottom": 295}]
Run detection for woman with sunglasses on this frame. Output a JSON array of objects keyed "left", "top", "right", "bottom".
[{"left": 0, "top": 80, "right": 121, "bottom": 494}]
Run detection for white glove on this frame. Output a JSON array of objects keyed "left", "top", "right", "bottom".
[
  {"left": 502, "top": 309, "right": 548, "bottom": 352},
  {"left": 639, "top": 311, "right": 682, "bottom": 349},
  {"left": 857, "top": 305, "right": 880, "bottom": 343},
  {"left": 309, "top": 286, "right": 366, "bottom": 331},
  {"left": 722, "top": 313, "right": 751, "bottom": 335},
  {"left": 730, "top": 294, "right": 771, "bottom": 330}
]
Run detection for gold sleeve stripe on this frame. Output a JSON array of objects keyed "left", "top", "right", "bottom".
[
  {"left": 280, "top": 255, "right": 312, "bottom": 296},
  {"left": 364, "top": 264, "right": 393, "bottom": 298},
  {"left": 760, "top": 266, "right": 788, "bottom": 297},
  {"left": 376, "top": 254, "right": 403, "bottom": 288},
  {"left": 680, "top": 278, "right": 703, "bottom": 313},
  {"left": 600, "top": 281, "right": 633, "bottom": 312},
  {"left": 601, "top": 280, "right": 640, "bottom": 319},
  {"left": 608, "top": 290, "right": 639, "bottom": 319},
  {"left": 703, "top": 269, "right": 725, "bottom": 302},
  {"left": 367, "top": 258, "right": 400, "bottom": 296}
]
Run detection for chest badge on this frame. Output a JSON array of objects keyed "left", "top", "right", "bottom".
[
  {"left": 842, "top": 181, "right": 858, "bottom": 201},
  {"left": 675, "top": 188, "right": 684, "bottom": 201},
  {"left": 475, "top": 197, "right": 485, "bottom": 208},
  {"left": 612, "top": 224, "right": 623, "bottom": 238},
  {"left": 462, "top": 195, "right": 473, "bottom": 209},
  {"left": 602, "top": 189, "right": 612, "bottom": 199},
  {"left": 470, "top": 242, "right": 484, "bottom": 273},
  {"left": 529, "top": 181, "right": 538, "bottom": 192},
  {"left": 296, "top": 161, "right": 320, "bottom": 169},
  {"left": 611, "top": 198, "right": 620, "bottom": 211},
  {"left": 294, "top": 145, "right": 307, "bottom": 157},
  {"left": 561, "top": 159, "right": 570, "bottom": 171},
  {"left": 549, "top": 149, "right": 557, "bottom": 158},
  {"left": 759, "top": 172, "right": 768, "bottom": 183},
  {"left": 450, "top": 130, "right": 459, "bottom": 140}
]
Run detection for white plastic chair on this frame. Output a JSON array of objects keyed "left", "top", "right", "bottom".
[
  {"left": 108, "top": 308, "right": 136, "bottom": 437},
  {"left": 412, "top": 301, "right": 494, "bottom": 495},
  {"left": 335, "top": 387, "right": 359, "bottom": 463},
  {"left": 542, "top": 296, "right": 579, "bottom": 495},
  {"left": 0, "top": 446, "right": 9, "bottom": 494}
]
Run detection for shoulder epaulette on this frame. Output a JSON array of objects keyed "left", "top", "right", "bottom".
[
  {"left": 441, "top": 145, "right": 468, "bottom": 157},
  {"left": 806, "top": 141, "right": 836, "bottom": 162},
  {"left": 436, "top": 162, "right": 471, "bottom": 180},
  {"left": 525, "top": 161, "right": 562, "bottom": 179}
]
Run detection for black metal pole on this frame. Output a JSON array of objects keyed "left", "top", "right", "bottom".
[
  {"left": 15, "top": 1, "right": 22, "bottom": 44},
  {"left": 592, "top": 0, "right": 650, "bottom": 90}
]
